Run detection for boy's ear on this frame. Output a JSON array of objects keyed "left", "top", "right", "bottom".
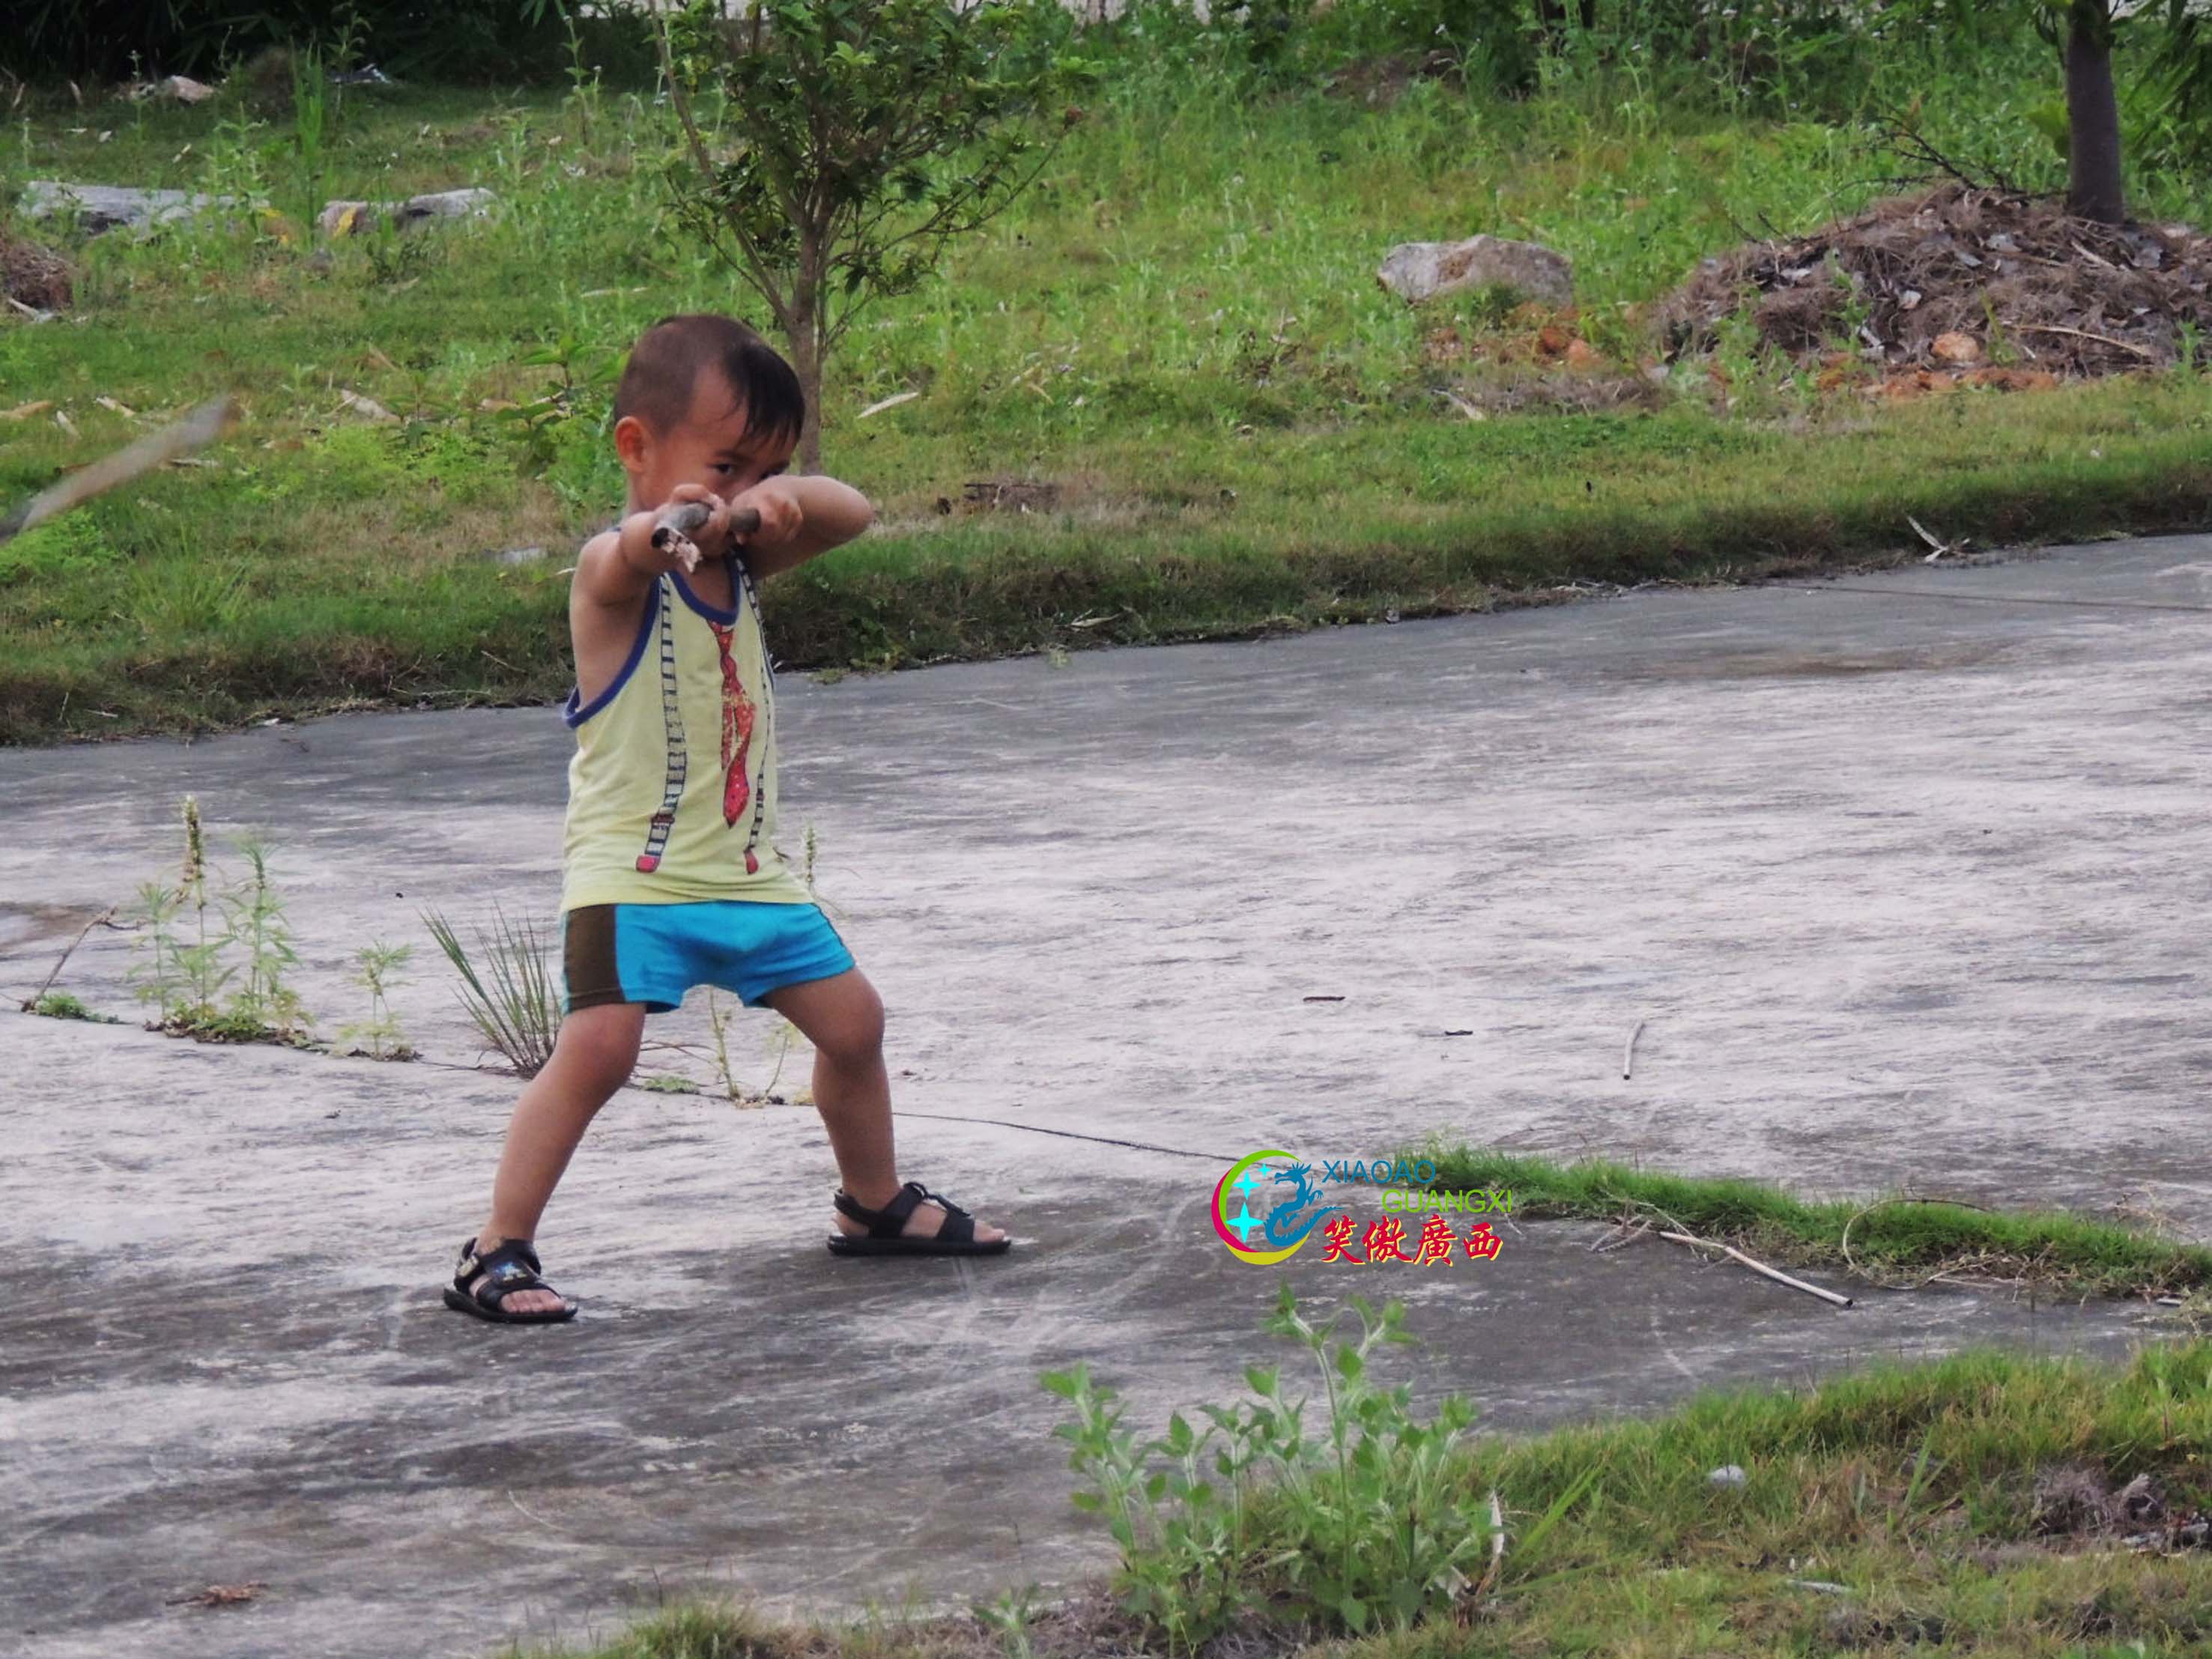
[{"left": 613, "top": 414, "right": 652, "bottom": 475}]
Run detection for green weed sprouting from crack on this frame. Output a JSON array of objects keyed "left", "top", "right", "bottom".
[
  {"left": 970, "top": 1581, "right": 1046, "bottom": 1659},
  {"left": 423, "top": 904, "right": 563, "bottom": 1076},
  {"left": 337, "top": 939, "right": 415, "bottom": 1060},
  {"left": 123, "top": 798, "right": 312, "bottom": 1044},
  {"left": 1043, "top": 1287, "right": 1572, "bottom": 1651},
  {"left": 222, "top": 832, "right": 309, "bottom": 1038},
  {"left": 28, "top": 991, "right": 117, "bottom": 1022}
]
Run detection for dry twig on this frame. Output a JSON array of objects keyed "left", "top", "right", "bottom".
[
  {"left": 2013, "top": 323, "right": 2157, "bottom": 360},
  {"left": 19, "top": 903, "right": 119, "bottom": 1011},
  {"left": 166, "top": 1583, "right": 264, "bottom": 1609},
  {"left": 1660, "top": 1228, "right": 1855, "bottom": 1308}
]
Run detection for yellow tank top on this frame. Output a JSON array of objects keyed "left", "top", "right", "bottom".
[{"left": 560, "top": 555, "right": 809, "bottom": 912}]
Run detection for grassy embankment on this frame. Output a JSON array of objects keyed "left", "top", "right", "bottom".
[
  {"left": 4, "top": 46, "right": 2212, "bottom": 744},
  {"left": 542, "top": 1141, "right": 2212, "bottom": 1656},
  {"left": 1425, "top": 1146, "right": 2212, "bottom": 1301},
  {"left": 547, "top": 1336, "right": 2212, "bottom": 1659}
]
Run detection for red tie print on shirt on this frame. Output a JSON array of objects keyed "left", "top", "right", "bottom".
[{"left": 709, "top": 620, "right": 759, "bottom": 873}]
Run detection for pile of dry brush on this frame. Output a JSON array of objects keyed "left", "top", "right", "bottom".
[
  {"left": 1662, "top": 182, "right": 2212, "bottom": 379},
  {"left": 1, "top": 229, "right": 73, "bottom": 313}
]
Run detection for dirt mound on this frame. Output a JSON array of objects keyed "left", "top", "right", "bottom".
[
  {"left": 1661, "top": 183, "right": 2212, "bottom": 378},
  {"left": 1, "top": 231, "right": 73, "bottom": 313}
]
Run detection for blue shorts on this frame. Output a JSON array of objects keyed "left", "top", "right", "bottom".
[{"left": 561, "top": 901, "right": 855, "bottom": 1014}]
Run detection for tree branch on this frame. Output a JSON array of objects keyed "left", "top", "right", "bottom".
[{"left": 646, "top": 0, "right": 796, "bottom": 330}]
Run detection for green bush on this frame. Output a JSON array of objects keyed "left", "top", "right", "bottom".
[{"left": 1043, "top": 1288, "right": 1556, "bottom": 1646}]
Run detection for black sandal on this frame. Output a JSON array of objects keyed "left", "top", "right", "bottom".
[
  {"left": 827, "top": 1180, "right": 1013, "bottom": 1257},
  {"left": 442, "top": 1237, "right": 579, "bottom": 1323}
]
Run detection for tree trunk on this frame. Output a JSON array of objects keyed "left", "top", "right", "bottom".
[
  {"left": 787, "top": 327, "right": 823, "bottom": 475},
  {"left": 787, "top": 245, "right": 825, "bottom": 473},
  {"left": 2064, "top": 1, "right": 2124, "bottom": 225}
]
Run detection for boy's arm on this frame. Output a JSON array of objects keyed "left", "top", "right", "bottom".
[
  {"left": 733, "top": 475, "right": 875, "bottom": 582},
  {"left": 574, "top": 485, "right": 733, "bottom": 610}
]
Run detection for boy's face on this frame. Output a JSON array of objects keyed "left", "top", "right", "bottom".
[{"left": 617, "top": 368, "right": 798, "bottom": 506}]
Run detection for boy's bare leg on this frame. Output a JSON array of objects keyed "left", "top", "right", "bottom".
[
  {"left": 763, "top": 968, "right": 1007, "bottom": 1245},
  {"left": 465, "top": 1001, "right": 645, "bottom": 1314}
]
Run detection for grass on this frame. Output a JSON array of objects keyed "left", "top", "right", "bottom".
[
  {"left": 422, "top": 903, "right": 563, "bottom": 1075},
  {"left": 1425, "top": 1144, "right": 2212, "bottom": 1300},
  {"left": 27, "top": 989, "right": 113, "bottom": 1020},
  {"left": 533, "top": 1336, "right": 2212, "bottom": 1659},
  {"left": 5, "top": 31, "right": 2212, "bottom": 744}
]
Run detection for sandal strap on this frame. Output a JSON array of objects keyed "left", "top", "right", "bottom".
[
  {"left": 834, "top": 1180, "right": 975, "bottom": 1240},
  {"left": 454, "top": 1237, "right": 554, "bottom": 1308},
  {"left": 903, "top": 1184, "right": 976, "bottom": 1242}
]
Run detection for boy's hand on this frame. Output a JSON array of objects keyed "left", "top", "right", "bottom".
[
  {"left": 730, "top": 475, "right": 876, "bottom": 581},
  {"left": 610, "top": 483, "right": 734, "bottom": 578},
  {"left": 637, "top": 482, "right": 737, "bottom": 574},
  {"left": 730, "top": 478, "right": 804, "bottom": 553}
]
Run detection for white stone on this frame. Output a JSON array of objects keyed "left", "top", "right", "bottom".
[
  {"left": 20, "top": 181, "right": 236, "bottom": 234},
  {"left": 1377, "top": 234, "right": 1575, "bottom": 308}
]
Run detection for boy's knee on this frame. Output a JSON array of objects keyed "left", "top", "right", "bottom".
[
  {"left": 818, "top": 983, "right": 885, "bottom": 1065},
  {"left": 557, "top": 1008, "right": 644, "bottom": 1092}
]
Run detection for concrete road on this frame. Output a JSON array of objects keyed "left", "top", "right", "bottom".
[{"left": 5, "top": 533, "right": 2212, "bottom": 1656}]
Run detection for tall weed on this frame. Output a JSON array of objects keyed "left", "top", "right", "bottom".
[
  {"left": 1043, "top": 1287, "right": 1501, "bottom": 1648},
  {"left": 424, "top": 904, "right": 563, "bottom": 1076}
]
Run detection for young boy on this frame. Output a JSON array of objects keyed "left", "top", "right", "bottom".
[{"left": 446, "top": 313, "right": 1010, "bottom": 1323}]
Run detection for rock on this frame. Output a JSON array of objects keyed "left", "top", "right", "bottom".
[
  {"left": 1378, "top": 234, "right": 1575, "bottom": 308},
  {"left": 336, "top": 389, "right": 399, "bottom": 424},
  {"left": 399, "top": 187, "right": 497, "bottom": 225},
  {"left": 319, "top": 188, "right": 499, "bottom": 238},
  {"left": 126, "top": 76, "right": 219, "bottom": 104},
  {"left": 1708, "top": 1464, "right": 1748, "bottom": 1488},
  {"left": 1930, "top": 330, "right": 1983, "bottom": 366},
  {"left": 21, "top": 180, "right": 239, "bottom": 234}
]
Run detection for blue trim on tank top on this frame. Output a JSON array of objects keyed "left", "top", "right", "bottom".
[
  {"left": 670, "top": 556, "right": 742, "bottom": 625},
  {"left": 563, "top": 576, "right": 661, "bottom": 729}
]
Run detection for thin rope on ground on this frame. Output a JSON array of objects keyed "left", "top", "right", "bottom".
[
  {"left": 888, "top": 1108, "right": 1239, "bottom": 1164},
  {"left": 392, "top": 1052, "right": 1239, "bottom": 1162}
]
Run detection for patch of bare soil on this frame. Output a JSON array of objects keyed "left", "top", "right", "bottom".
[
  {"left": 930, "top": 478, "right": 1066, "bottom": 516},
  {"left": 1321, "top": 49, "right": 1461, "bottom": 106},
  {"left": 1426, "top": 305, "right": 1667, "bottom": 415},
  {"left": 1, "top": 230, "right": 73, "bottom": 312},
  {"left": 1661, "top": 182, "right": 2212, "bottom": 381}
]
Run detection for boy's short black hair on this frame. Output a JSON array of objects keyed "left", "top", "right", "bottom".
[{"left": 613, "top": 314, "right": 805, "bottom": 450}]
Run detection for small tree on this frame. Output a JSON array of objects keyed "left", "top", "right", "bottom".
[
  {"left": 2016, "top": 0, "right": 2212, "bottom": 225},
  {"left": 652, "top": 0, "right": 1094, "bottom": 471}
]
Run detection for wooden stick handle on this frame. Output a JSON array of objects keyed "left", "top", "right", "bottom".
[{"left": 650, "top": 501, "right": 760, "bottom": 550}]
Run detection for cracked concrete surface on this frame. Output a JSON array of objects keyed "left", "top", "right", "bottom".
[{"left": 6, "top": 534, "right": 2212, "bottom": 1657}]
